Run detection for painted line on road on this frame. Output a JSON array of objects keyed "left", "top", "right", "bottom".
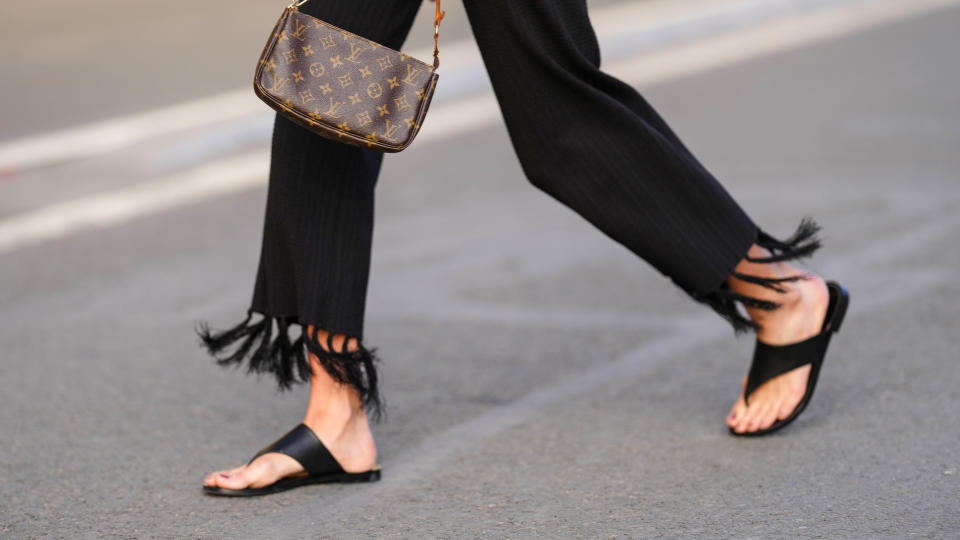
[
  {"left": 610, "top": 0, "right": 960, "bottom": 86},
  {"left": 0, "top": 0, "right": 753, "bottom": 173},
  {"left": 0, "top": 90, "right": 261, "bottom": 173},
  {"left": 0, "top": 151, "right": 268, "bottom": 255},
  {"left": 1, "top": 0, "right": 958, "bottom": 257},
  {"left": 418, "top": 0, "right": 960, "bottom": 148},
  {"left": 0, "top": 0, "right": 908, "bottom": 174}
]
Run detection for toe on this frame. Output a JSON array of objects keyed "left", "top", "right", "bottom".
[
  {"left": 221, "top": 453, "right": 306, "bottom": 490},
  {"left": 204, "top": 471, "right": 228, "bottom": 488},
  {"left": 741, "top": 398, "right": 771, "bottom": 433},
  {"left": 734, "top": 399, "right": 763, "bottom": 433},
  {"left": 757, "top": 400, "right": 780, "bottom": 430},
  {"left": 731, "top": 405, "right": 748, "bottom": 432},
  {"left": 204, "top": 469, "right": 228, "bottom": 487},
  {"left": 218, "top": 464, "right": 260, "bottom": 490},
  {"left": 734, "top": 400, "right": 759, "bottom": 433},
  {"left": 727, "top": 395, "right": 746, "bottom": 428},
  {"left": 727, "top": 377, "right": 749, "bottom": 428},
  {"left": 205, "top": 464, "right": 247, "bottom": 487},
  {"left": 752, "top": 400, "right": 776, "bottom": 432},
  {"left": 739, "top": 409, "right": 757, "bottom": 433}
]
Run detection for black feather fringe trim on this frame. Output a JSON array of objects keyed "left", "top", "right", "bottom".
[
  {"left": 303, "top": 328, "right": 383, "bottom": 421},
  {"left": 195, "top": 312, "right": 383, "bottom": 420},
  {"left": 747, "top": 217, "right": 822, "bottom": 264},
  {"left": 689, "top": 217, "right": 824, "bottom": 335}
]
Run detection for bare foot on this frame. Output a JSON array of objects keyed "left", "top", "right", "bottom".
[
  {"left": 726, "top": 273, "right": 830, "bottom": 434},
  {"left": 202, "top": 410, "right": 377, "bottom": 490},
  {"left": 204, "top": 329, "right": 378, "bottom": 491}
]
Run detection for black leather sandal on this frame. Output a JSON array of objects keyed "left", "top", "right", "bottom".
[
  {"left": 731, "top": 280, "right": 850, "bottom": 437},
  {"left": 202, "top": 423, "right": 381, "bottom": 496}
]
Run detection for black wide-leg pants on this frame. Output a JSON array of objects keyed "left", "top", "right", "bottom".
[{"left": 199, "top": 0, "right": 821, "bottom": 415}]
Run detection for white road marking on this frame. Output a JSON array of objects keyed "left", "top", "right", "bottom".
[
  {"left": 609, "top": 0, "right": 960, "bottom": 86},
  {"left": 0, "top": 151, "right": 268, "bottom": 254},
  {"left": 0, "top": 37, "right": 490, "bottom": 174},
  {"left": 0, "top": 91, "right": 262, "bottom": 173},
  {"left": 0, "top": 0, "right": 846, "bottom": 173},
  {"left": 0, "top": 0, "right": 957, "bottom": 256}
]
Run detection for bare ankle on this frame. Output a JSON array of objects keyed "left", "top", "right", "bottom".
[
  {"left": 302, "top": 391, "right": 377, "bottom": 472},
  {"left": 776, "top": 280, "right": 806, "bottom": 309},
  {"left": 304, "top": 394, "right": 364, "bottom": 428}
]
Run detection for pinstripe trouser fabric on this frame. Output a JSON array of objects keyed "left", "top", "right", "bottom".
[
  {"left": 255, "top": 0, "right": 761, "bottom": 333},
  {"left": 199, "top": 0, "right": 820, "bottom": 412}
]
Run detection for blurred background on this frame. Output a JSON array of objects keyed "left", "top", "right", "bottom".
[{"left": 2, "top": 0, "right": 958, "bottom": 537}]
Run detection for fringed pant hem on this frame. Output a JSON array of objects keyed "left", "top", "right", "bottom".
[
  {"left": 195, "top": 312, "right": 383, "bottom": 421},
  {"left": 687, "top": 217, "right": 823, "bottom": 335}
]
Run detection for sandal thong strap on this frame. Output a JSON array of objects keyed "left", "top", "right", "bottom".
[
  {"left": 744, "top": 333, "right": 829, "bottom": 406},
  {"left": 248, "top": 423, "right": 345, "bottom": 477},
  {"left": 743, "top": 280, "right": 847, "bottom": 406}
]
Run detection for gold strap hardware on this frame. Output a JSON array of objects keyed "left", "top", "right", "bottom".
[{"left": 433, "top": 0, "right": 445, "bottom": 70}]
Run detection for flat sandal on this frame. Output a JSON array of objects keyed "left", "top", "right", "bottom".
[
  {"left": 203, "top": 423, "right": 380, "bottom": 496},
  {"left": 731, "top": 280, "right": 850, "bottom": 437}
]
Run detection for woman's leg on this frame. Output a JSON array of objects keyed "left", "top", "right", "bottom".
[
  {"left": 461, "top": 0, "right": 830, "bottom": 433},
  {"left": 200, "top": 0, "right": 422, "bottom": 490}
]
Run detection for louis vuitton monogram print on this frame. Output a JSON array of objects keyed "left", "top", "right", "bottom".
[{"left": 255, "top": 8, "right": 438, "bottom": 152}]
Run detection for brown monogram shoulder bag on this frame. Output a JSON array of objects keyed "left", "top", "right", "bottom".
[{"left": 254, "top": 0, "right": 445, "bottom": 152}]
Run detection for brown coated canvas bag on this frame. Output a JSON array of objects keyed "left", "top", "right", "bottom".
[{"left": 255, "top": 0, "right": 444, "bottom": 152}]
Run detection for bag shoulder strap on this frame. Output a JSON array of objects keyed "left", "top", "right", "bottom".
[
  {"left": 432, "top": 0, "right": 445, "bottom": 69},
  {"left": 288, "top": 0, "right": 446, "bottom": 70}
]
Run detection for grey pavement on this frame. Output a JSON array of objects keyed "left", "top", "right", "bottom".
[{"left": 2, "top": 2, "right": 960, "bottom": 539}]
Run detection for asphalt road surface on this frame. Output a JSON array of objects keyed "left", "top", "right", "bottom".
[{"left": 2, "top": 0, "right": 959, "bottom": 538}]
